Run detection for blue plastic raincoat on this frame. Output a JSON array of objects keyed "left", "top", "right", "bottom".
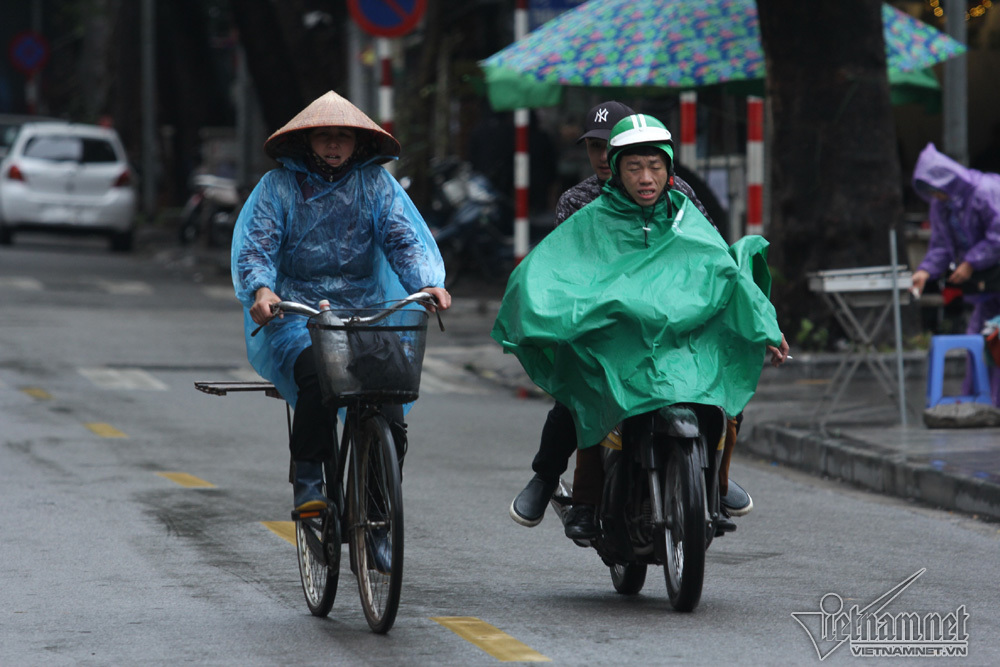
[{"left": 232, "top": 156, "right": 444, "bottom": 407}]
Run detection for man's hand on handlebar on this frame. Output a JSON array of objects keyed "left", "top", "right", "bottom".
[
  {"left": 420, "top": 286, "right": 452, "bottom": 312},
  {"left": 251, "top": 286, "right": 283, "bottom": 326}
]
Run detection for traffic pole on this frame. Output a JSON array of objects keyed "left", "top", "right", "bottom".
[
  {"left": 513, "top": 0, "right": 530, "bottom": 263},
  {"left": 377, "top": 37, "right": 395, "bottom": 175},
  {"left": 679, "top": 91, "right": 697, "bottom": 172},
  {"left": 746, "top": 95, "right": 764, "bottom": 236}
]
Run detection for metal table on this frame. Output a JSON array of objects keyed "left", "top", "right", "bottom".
[{"left": 807, "top": 265, "right": 912, "bottom": 425}]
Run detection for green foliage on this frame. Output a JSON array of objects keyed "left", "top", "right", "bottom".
[{"left": 795, "top": 317, "right": 829, "bottom": 351}]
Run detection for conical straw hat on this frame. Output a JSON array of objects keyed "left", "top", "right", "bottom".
[{"left": 264, "top": 90, "right": 400, "bottom": 163}]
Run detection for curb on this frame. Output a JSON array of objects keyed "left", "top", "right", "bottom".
[{"left": 746, "top": 422, "right": 1000, "bottom": 522}]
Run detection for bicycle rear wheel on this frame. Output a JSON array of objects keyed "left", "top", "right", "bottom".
[
  {"left": 348, "top": 414, "right": 403, "bottom": 633},
  {"left": 295, "top": 509, "right": 340, "bottom": 617}
]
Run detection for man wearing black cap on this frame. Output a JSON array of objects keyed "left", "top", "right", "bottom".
[
  {"left": 509, "top": 101, "right": 724, "bottom": 534},
  {"left": 555, "top": 101, "right": 714, "bottom": 227}
]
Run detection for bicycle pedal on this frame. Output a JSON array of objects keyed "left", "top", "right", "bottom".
[
  {"left": 714, "top": 517, "right": 737, "bottom": 537},
  {"left": 291, "top": 506, "right": 328, "bottom": 521}
]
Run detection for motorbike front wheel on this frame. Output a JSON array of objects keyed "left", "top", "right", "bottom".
[
  {"left": 660, "top": 445, "right": 707, "bottom": 612},
  {"left": 610, "top": 562, "right": 647, "bottom": 595}
]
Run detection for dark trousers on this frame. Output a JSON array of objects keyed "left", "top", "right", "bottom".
[
  {"left": 531, "top": 401, "right": 578, "bottom": 482},
  {"left": 290, "top": 347, "right": 406, "bottom": 464},
  {"left": 532, "top": 400, "right": 745, "bottom": 505}
]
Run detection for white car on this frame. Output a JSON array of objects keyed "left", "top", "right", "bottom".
[{"left": 0, "top": 122, "right": 138, "bottom": 251}]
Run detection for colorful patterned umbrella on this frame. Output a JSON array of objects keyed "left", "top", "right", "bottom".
[{"left": 481, "top": 0, "right": 965, "bottom": 110}]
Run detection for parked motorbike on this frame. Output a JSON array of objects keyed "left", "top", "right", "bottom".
[
  {"left": 412, "top": 158, "right": 517, "bottom": 289},
  {"left": 178, "top": 173, "right": 241, "bottom": 247},
  {"left": 549, "top": 403, "right": 732, "bottom": 612}
]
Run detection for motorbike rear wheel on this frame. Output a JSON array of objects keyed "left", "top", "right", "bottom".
[
  {"left": 660, "top": 445, "right": 706, "bottom": 612},
  {"left": 610, "top": 562, "right": 647, "bottom": 595}
]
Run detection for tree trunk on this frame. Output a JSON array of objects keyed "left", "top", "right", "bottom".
[
  {"left": 756, "top": 0, "right": 905, "bottom": 341},
  {"left": 232, "top": 0, "right": 349, "bottom": 135}
]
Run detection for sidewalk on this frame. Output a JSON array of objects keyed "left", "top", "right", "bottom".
[{"left": 438, "top": 294, "right": 1000, "bottom": 523}]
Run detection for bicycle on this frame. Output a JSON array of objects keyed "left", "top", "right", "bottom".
[{"left": 196, "top": 291, "right": 442, "bottom": 633}]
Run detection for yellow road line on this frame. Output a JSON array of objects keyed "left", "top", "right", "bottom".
[
  {"left": 21, "top": 387, "right": 51, "bottom": 400},
  {"left": 84, "top": 422, "right": 127, "bottom": 438},
  {"left": 262, "top": 521, "right": 296, "bottom": 545},
  {"left": 432, "top": 617, "right": 550, "bottom": 662},
  {"left": 155, "top": 472, "right": 216, "bottom": 488}
]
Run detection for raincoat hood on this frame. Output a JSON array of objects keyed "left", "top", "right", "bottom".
[
  {"left": 912, "top": 142, "right": 975, "bottom": 201},
  {"left": 912, "top": 141, "right": 1000, "bottom": 279},
  {"left": 491, "top": 188, "right": 781, "bottom": 448},
  {"left": 264, "top": 90, "right": 400, "bottom": 165}
]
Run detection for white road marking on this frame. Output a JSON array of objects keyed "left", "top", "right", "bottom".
[
  {"left": 0, "top": 277, "right": 44, "bottom": 291},
  {"left": 229, "top": 368, "right": 265, "bottom": 382},
  {"left": 79, "top": 367, "right": 168, "bottom": 390},
  {"left": 94, "top": 279, "right": 154, "bottom": 295},
  {"left": 203, "top": 286, "right": 238, "bottom": 301}
]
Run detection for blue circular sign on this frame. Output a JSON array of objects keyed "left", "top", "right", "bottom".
[
  {"left": 348, "top": 0, "right": 426, "bottom": 38},
  {"left": 9, "top": 31, "right": 49, "bottom": 75}
]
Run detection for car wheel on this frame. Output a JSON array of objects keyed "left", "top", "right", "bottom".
[{"left": 110, "top": 228, "right": 134, "bottom": 252}]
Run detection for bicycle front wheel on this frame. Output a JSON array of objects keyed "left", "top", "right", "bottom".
[{"left": 348, "top": 414, "right": 403, "bottom": 633}]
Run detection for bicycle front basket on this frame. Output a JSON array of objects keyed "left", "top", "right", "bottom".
[{"left": 307, "top": 306, "right": 429, "bottom": 405}]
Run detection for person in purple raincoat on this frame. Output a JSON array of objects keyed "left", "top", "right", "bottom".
[{"left": 910, "top": 142, "right": 1000, "bottom": 405}]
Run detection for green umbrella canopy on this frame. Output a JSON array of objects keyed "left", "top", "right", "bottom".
[{"left": 480, "top": 0, "right": 964, "bottom": 111}]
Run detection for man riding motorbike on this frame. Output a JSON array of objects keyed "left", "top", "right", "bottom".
[
  {"left": 507, "top": 109, "right": 788, "bottom": 538},
  {"left": 493, "top": 113, "right": 788, "bottom": 539}
]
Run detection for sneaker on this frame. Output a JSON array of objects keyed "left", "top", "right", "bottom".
[
  {"left": 509, "top": 474, "right": 559, "bottom": 527},
  {"left": 292, "top": 461, "right": 328, "bottom": 513},
  {"left": 721, "top": 479, "right": 753, "bottom": 517},
  {"left": 563, "top": 504, "right": 600, "bottom": 540}
]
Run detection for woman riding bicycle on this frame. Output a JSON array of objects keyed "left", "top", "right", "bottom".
[{"left": 231, "top": 90, "right": 451, "bottom": 521}]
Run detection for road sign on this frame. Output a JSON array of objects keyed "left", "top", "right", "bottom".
[
  {"left": 9, "top": 31, "right": 49, "bottom": 76},
  {"left": 347, "top": 0, "right": 426, "bottom": 38}
]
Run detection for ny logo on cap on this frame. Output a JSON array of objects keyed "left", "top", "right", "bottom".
[{"left": 594, "top": 108, "right": 608, "bottom": 124}]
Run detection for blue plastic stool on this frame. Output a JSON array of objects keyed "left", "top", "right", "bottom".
[{"left": 925, "top": 334, "right": 992, "bottom": 408}]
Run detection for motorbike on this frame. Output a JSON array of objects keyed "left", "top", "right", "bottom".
[
  {"left": 408, "top": 158, "right": 517, "bottom": 289},
  {"left": 178, "top": 173, "right": 242, "bottom": 248},
  {"left": 549, "top": 403, "right": 732, "bottom": 612}
]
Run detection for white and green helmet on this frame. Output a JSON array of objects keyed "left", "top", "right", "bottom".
[{"left": 607, "top": 114, "right": 674, "bottom": 178}]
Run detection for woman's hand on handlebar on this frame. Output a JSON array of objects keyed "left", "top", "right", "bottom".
[
  {"left": 250, "top": 286, "right": 283, "bottom": 325},
  {"left": 420, "top": 286, "right": 452, "bottom": 312}
]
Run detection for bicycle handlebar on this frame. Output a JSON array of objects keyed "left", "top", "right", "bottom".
[{"left": 251, "top": 291, "right": 441, "bottom": 337}]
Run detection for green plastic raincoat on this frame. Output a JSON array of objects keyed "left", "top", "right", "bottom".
[{"left": 491, "top": 186, "right": 781, "bottom": 449}]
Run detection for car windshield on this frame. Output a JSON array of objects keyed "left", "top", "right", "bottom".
[{"left": 23, "top": 135, "right": 118, "bottom": 163}]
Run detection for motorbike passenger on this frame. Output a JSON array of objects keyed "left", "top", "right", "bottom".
[
  {"left": 508, "top": 102, "right": 783, "bottom": 537},
  {"left": 493, "top": 113, "right": 788, "bottom": 540},
  {"left": 231, "top": 91, "right": 451, "bottom": 542}
]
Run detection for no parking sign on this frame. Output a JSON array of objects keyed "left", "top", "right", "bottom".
[
  {"left": 347, "top": 0, "right": 426, "bottom": 38},
  {"left": 9, "top": 31, "right": 49, "bottom": 76}
]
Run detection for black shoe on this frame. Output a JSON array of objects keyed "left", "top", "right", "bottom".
[
  {"left": 509, "top": 474, "right": 558, "bottom": 527},
  {"left": 721, "top": 479, "right": 753, "bottom": 517},
  {"left": 563, "top": 504, "right": 600, "bottom": 540},
  {"left": 368, "top": 527, "right": 392, "bottom": 574}
]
